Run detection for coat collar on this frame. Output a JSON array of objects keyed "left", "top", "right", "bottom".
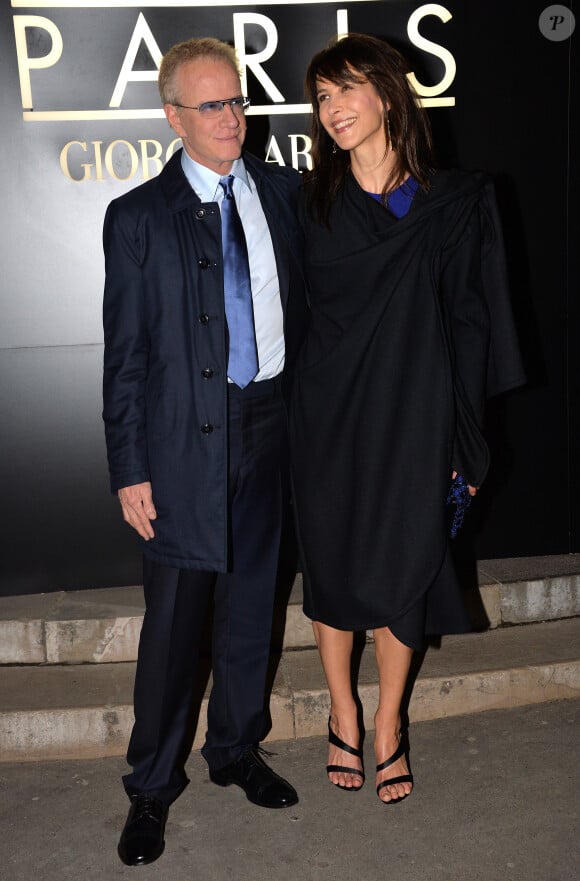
[
  {"left": 159, "top": 148, "right": 283, "bottom": 213},
  {"left": 159, "top": 150, "right": 202, "bottom": 212}
]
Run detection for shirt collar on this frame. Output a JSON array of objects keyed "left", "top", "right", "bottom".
[{"left": 180, "top": 150, "right": 251, "bottom": 202}]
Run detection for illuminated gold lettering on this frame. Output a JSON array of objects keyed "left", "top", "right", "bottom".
[
  {"left": 336, "top": 8, "right": 349, "bottom": 39},
  {"left": 58, "top": 137, "right": 185, "bottom": 182},
  {"left": 13, "top": 15, "right": 63, "bottom": 110},
  {"left": 93, "top": 140, "right": 105, "bottom": 181},
  {"left": 104, "top": 139, "right": 140, "bottom": 180},
  {"left": 139, "top": 139, "right": 163, "bottom": 180},
  {"left": 166, "top": 138, "right": 182, "bottom": 161},
  {"left": 407, "top": 4, "right": 456, "bottom": 101},
  {"left": 288, "top": 134, "right": 312, "bottom": 171},
  {"left": 59, "top": 140, "right": 93, "bottom": 182},
  {"left": 233, "top": 13, "right": 285, "bottom": 104},
  {"left": 109, "top": 12, "right": 163, "bottom": 108},
  {"left": 264, "top": 135, "right": 285, "bottom": 166}
]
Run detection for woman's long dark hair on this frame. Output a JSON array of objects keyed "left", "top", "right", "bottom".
[{"left": 305, "top": 33, "right": 435, "bottom": 226}]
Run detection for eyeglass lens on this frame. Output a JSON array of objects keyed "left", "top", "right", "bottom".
[{"left": 199, "top": 98, "right": 249, "bottom": 116}]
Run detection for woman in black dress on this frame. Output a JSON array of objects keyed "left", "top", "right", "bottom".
[{"left": 290, "top": 34, "right": 524, "bottom": 803}]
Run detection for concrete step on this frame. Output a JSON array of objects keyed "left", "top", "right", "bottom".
[
  {"left": 1, "top": 555, "right": 579, "bottom": 665},
  {"left": 1, "top": 617, "right": 579, "bottom": 762}
]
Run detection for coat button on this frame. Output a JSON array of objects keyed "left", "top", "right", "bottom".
[
  {"left": 198, "top": 258, "right": 210, "bottom": 269},
  {"left": 201, "top": 368, "right": 214, "bottom": 379},
  {"left": 200, "top": 423, "right": 213, "bottom": 434},
  {"left": 195, "top": 209, "right": 206, "bottom": 219},
  {"left": 199, "top": 313, "right": 209, "bottom": 325}
]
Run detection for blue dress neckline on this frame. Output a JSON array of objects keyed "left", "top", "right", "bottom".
[{"left": 367, "top": 176, "right": 419, "bottom": 218}]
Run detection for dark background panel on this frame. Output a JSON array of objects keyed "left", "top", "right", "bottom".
[
  {"left": 0, "top": 346, "right": 141, "bottom": 594},
  {"left": 425, "top": 1, "right": 576, "bottom": 557},
  {"left": 0, "top": 1, "right": 576, "bottom": 596},
  {"left": 567, "top": 11, "right": 579, "bottom": 555}
]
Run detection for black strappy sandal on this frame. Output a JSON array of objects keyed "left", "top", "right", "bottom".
[
  {"left": 375, "top": 731, "right": 413, "bottom": 805},
  {"left": 326, "top": 717, "right": 365, "bottom": 791}
]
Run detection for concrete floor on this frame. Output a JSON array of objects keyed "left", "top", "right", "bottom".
[{"left": 0, "top": 699, "right": 578, "bottom": 881}]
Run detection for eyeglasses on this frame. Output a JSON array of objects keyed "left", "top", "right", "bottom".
[{"left": 173, "top": 96, "right": 251, "bottom": 118}]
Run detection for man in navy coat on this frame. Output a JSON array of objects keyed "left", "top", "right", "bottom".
[{"left": 103, "top": 37, "right": 307, "bottom": 867}]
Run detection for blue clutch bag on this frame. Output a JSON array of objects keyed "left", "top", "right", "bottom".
[{"left": 446, "top": 474, "right": 472, "bottom": 538}]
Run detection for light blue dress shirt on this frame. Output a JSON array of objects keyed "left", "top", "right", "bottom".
[{"left": 181, "top": 150, "right": 285, "bottom": 382}]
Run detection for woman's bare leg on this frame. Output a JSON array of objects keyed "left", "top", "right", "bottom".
[
  {"left": 313, "top": 620, "right": 363, "bottom": 788},
  {"left": 373, "top": 626, "right": 414, "bottom": 802}
]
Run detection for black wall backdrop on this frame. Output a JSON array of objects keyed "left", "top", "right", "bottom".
[{"left": 0, "top": 1, "right": 577, "bottom": 596}]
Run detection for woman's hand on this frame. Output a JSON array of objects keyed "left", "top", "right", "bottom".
[{"left": 451, "top": 471, "right": 479, "bottom": 497}]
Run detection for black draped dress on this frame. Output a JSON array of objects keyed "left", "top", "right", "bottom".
[{"left": 289, "top": 170, "right": 525, "bottom": 650}]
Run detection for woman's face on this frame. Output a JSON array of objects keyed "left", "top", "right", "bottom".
[{"left": 315, "top": 72, "right": 387, "bottom": 155}]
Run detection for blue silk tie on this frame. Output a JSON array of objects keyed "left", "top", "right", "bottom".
[{"left": 219, "top": 175, "right": 258, "bottom": 388}]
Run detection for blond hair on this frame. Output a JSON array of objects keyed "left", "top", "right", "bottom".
[{"left": 158, "top": 38, "right": 240, "bottom": 104}]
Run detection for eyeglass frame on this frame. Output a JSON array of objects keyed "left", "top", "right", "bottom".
[{"left": 172, "top": 96, "right": 251, "bottom": 117}]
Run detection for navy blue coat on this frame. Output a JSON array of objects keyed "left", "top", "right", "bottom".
[{"left": 103, "top": 149, "right": 307, "bottom": 570}]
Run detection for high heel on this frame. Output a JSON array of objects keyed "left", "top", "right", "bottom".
[
  {"left": 327, "top": 717, "right": 365, "bottom": 791},
  {"left": 375, "top": 730, "right": 413, "bottom": 805}
]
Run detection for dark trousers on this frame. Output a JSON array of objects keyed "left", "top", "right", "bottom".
[{"left": 123, "top": 379, "right": 287, "bottom": 806}]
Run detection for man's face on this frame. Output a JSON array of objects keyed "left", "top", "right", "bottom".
[{"left": 165, "top": 58, "right": 247, "bottom": 174}]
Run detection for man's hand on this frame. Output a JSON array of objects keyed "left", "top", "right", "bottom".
[{"left": 118, "top": 482, "right": 157, "bottom": 540}]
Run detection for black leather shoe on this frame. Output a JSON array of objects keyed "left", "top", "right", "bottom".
[
  {"left": 209, "top": 748, "right": 298, "bottom": 808},
  {"left": 117, "top": 794, "right": 168, "bottom": 866}
]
